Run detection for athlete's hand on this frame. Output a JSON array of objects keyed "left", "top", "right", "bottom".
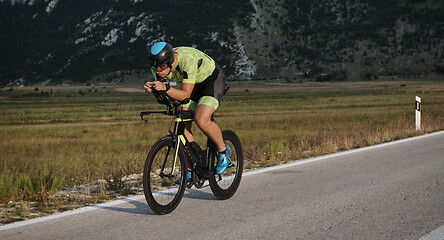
[
  {"left": 144, "top": 81, "right": 166, "bottom": 92},
  {"left": 144, "top": 82, "right": 154, "bottom": 92}
]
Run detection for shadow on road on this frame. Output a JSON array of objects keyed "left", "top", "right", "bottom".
[
  {"left": 183, "top": 188, "right": 218, "bottom": 200},
  {"left": 94, "top": 188, "right": 217, "bottom": 215},
  {"left": 94, "top": 198, "right": 156, "bottom": 215}
]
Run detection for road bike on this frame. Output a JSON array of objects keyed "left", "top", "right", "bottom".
[{"left": 140, "top": 90, "right": 243, "bottom": 214}]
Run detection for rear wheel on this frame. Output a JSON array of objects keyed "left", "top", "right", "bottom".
[
  {"left": 209, "top": 130, "right": 243, "bottom": 200},
  {"left": 143, "top": 136, "right": 186, "bottom": 214}
]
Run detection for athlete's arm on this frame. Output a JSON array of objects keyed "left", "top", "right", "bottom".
[
  {"left": 144, "top": 81, "right": 194, "bottom": 101},
  {"left": 164, "top": 82, "right": 194, "bottom": 101}
]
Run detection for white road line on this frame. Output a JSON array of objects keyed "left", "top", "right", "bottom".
[
  {"left": 419, "top": 225, "right": 444, "bottom": 240},
  {"left": 0, "top": 195, "right": 145, "bottom": 231},
  {"left": 244, "top": 130, "right": 444, "bottom": 177},
  {"left": 1, "top": 130, "right": 443, "bottom": 232}
]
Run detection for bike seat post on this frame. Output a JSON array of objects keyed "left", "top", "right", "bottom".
[{"left": 172, "top": 110, "right": 193, "bottom": 137}]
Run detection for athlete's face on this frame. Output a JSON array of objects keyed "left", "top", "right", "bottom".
[{"left": 154, "top": 63, "right": 170, "bottom": 78}]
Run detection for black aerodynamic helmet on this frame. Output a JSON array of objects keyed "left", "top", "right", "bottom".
[{"left": 148, "top": 42, "right": 175, "bottom": 68}]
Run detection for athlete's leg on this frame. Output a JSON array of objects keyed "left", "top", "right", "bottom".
[
  {"left": 184, "top": 121, "right": 194, "bottom": 142},
  {"left": 179, "top": 101, "right": 197, "bottom": 143},
  {"left": 194, "top": 104, "right": 225, "bottom": 152},
  {"left": 178, "top": 106, "right": 194, "bottom": 169}
]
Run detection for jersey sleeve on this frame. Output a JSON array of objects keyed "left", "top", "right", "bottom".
[{"left": 180, "top": 55, "right": 198, "bottom": 84}]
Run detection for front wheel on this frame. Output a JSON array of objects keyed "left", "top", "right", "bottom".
[
  {"left": 209, "top": 130, "right": 243, "bottom": 200},
  {"left": 143, "top": 136, "right": 187, "bottom": 214}
]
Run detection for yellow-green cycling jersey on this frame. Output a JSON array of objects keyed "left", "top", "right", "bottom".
[
  {"left": 151, "top": 46, "right": 226, "bottom": 110},
  {"left": 151, "top": 46, "right": 216, "bottom": 84},
  {"left": 169, "top": 47, "right": 216, "bottom": 84}
]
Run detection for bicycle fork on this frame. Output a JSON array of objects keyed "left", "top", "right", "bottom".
[{"left": 170, "top": 135, "right": 187, "bottom": 177}]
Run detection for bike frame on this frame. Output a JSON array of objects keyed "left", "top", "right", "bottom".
[
  {"left": 141, "top": 109, "right": 214, "bottom": 182},
  {"left": 170, "top": 115, "right": 193, "bottom": 177}
]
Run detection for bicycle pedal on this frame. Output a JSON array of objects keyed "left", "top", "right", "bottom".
[{"left": 194, "top": 178, "right": 205, "bottom": 188}]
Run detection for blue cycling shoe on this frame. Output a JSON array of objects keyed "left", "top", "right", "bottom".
[
  {"left": 215, "top": 145, "right": 231, "bottom": 175},
  {"left": 174, "top": 170, "right": 192, "bottom": 184}
]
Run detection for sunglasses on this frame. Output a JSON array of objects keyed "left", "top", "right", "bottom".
[{"left": 152, "top": 63, "right": 169, "bottom": 72}]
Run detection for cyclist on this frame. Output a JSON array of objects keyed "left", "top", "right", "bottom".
[{"left": 144, "top": 41, "right": 230, "bottom": 183}]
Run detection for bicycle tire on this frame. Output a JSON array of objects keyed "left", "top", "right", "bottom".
[
  {"left": 143, "top": 136, "right": 187, "bottom": 214},
  {"left": 209, "top": 129, "right": 243, "bottom": 200}
]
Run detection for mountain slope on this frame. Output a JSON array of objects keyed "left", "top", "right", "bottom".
[{"left": 0, "top": 0, "right": 443, "bottom": 85}]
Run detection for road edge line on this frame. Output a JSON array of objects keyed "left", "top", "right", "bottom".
[
  {"left": 243, "top": 130, "right": 444, "bottom": 177},
  {"left": 418, "top": 224, "right": 444, "bottom": 240}
]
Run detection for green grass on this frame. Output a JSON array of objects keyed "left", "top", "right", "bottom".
[{"left": 1, "top": 80, "right": 444, "bottom": 208}]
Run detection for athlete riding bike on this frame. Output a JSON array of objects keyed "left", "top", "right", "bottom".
[{"left": 144, "top": 41, "right": 230, "bottom": 183}]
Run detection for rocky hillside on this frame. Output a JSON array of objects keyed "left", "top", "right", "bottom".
[{"left": 1, "top": 0, "right": 443, "bottom": 85}]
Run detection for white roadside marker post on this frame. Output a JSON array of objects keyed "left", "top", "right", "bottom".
[{"left": 415, "top": 96, "right": 421, "bottom": 131}]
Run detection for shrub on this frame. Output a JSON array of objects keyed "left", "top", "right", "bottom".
[{"left": 0, "top": 167, "right": 63, "bottom": 203}]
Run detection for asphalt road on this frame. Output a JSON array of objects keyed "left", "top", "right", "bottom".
[{"left": 1, "top": 131, "right": 443, "bottom": 240}]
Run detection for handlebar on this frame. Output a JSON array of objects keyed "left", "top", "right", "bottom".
[
  {"left": 140, "top": 90, "right": 192, "bottom": 122},
  {"left": 139, "top": 110, "right": 167, "bottom": 122},
  {"left": 152, "top": 90, "right": 190, "bottom": 108}
]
